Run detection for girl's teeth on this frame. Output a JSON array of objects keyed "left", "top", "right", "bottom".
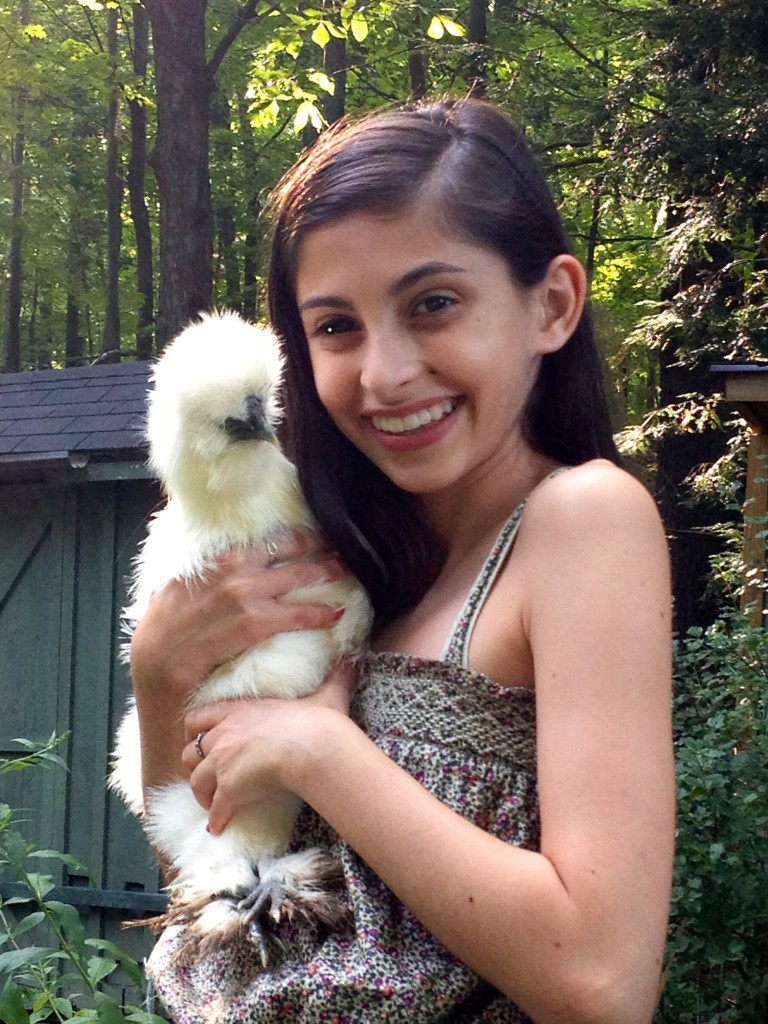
[{"left": 373, "top": 400, "right": 455, "bottom": 435}]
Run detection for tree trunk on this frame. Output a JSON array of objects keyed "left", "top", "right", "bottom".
[
  {"left": 585, "top": 175, "right": 604, "bottom": 280},
  {"left": 4, "top": 95, "right": 25, "bottom": 372},
  {"left": 65, "top": 228, "right": 85, "bottom": 365},
  {"left": 494, "top": 0, "right": 516, "bottom": 21},
  {"left": 3, "top": 0, "right": 30, "bottom": 372},
  {"left": 237, "top": 99, "right": 261, "bottom": 321},
  {"left": 145, "top": 0, "right": 213, "bottom": 348},
  {"left": 217, "top": 206, "right": 239, "bottom": 308},
  {"left": 657, "top": 229, "right": 736, "bottom": 632},
  {"left": 657, "top": 349, "right": 727, "bottom": 633},
  {"left": 27, "top": 273, "right": 37, "bottom": 365},
  {"left": 467, "top": 0, "right": 487, "bottom": 96},
  {"left": 38, "top": 290, "right": 53, "bottom": 369},
  {"left": 103, "top": 6, "right": 122, "bottom": 360},
  {"left": 128, "top": 1, "right": 154, "bottom": 359},
  {"left": 211, "top": 88, "right": 240, "bottom": 309},
  {"left": 408, "top": 40, "right": 428, "bottom": 100},
  {"left": 65, "top": 100, "right": 88, "bottom": 367},
  {"left": 323, "top": 8, "right": 346, "bottom": 125},
  {"left": 65, "top": 284, "right": 84, "bottom": 367}
]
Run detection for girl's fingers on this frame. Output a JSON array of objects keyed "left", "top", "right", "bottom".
[
  {"left": 207, "top": 795, "right": 235, "bottom": 836},
  {"left": 269, "top": 556, "right": 350, "bottom": 596},
  {"left": 186, "top": 747, "right": 219, "bottom": 807},
  {"left": 183, "top": 702, "right": 237, "bottom": 746},
  {"left": 312, "top": 658, "right": 359, "bottom": 713},
  {"left": 264, "top": 528, "right": 335, "bottom": 565},
  {"left": 215, "top": 530, "right": 337, "bottom": 576}
]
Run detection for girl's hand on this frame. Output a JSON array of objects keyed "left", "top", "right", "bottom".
[
  {"left": 180, "top": 658, "right": 358, "bottom": 835},
  {"left": 130, "top": 531, "right": 349, "bottom": 708}
]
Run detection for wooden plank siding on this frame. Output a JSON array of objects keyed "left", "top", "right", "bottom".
[
  {"left": 742, "top": 433, "right": 768, "bottom": 626},
  {"left": 0, "top": 474, "right": 163, "bottom": 997},
  {"left": 713, "top": 365, "right": 768, "bottom": 628}
]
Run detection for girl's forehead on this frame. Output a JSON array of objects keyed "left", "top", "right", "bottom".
[{"left": 295, "top": 205, "right": 479, "bottom": 271}]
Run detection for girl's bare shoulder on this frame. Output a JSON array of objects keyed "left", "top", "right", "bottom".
[{"left": 522, "top": 458, "right": 664, "bottom": 545}]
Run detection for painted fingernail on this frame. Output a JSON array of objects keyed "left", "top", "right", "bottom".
[
  {"left": 206, "top": 823, "right": 212, "bottom": 834},
  {"left": 332, "top": 607, "right": 345, "bottom": 622}
]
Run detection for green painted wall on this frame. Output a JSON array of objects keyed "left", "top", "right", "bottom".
[{"left": 0, "top": 474, "right": 162, "bottom": 1000}]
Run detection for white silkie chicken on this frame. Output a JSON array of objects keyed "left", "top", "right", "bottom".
[{"left": 109, "top": 311, "right": 372, "bottom": 960}]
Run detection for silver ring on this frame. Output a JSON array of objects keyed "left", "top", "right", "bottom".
[
  {"left": 194, "top": 731, "right": 207, "bottom": 759},
  {"left": 265, "top": 538, "right": 278, "bottom": 565}
]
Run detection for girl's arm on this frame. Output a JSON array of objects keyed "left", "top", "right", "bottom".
[{"left": 183, "top": 464, "right": 674, "bottom": 1024}]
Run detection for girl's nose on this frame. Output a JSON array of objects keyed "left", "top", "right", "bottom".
[{"left": 359, "top": 329, "right": 421, "bottom": 397}]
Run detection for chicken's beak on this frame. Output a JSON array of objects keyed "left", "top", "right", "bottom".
[{"left": 223, "top": 394, "right": 274, "bottom": 442}]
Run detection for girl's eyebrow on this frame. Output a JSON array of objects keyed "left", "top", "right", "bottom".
[
  {"left": 298, "top": 261, "right": 466, "bottom": 314},
  {"left": 298, "top": 294, "right": 349, "bottom": 313},
  {"left": 393, "top": 261, "right": 466, "bottom": 293}
]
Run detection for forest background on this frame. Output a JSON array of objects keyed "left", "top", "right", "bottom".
[
  {"left": 0, "top": 1, "right": 767, "bottom": 1021},
  {"left": 3, "top": 0, "right": 768, "bottom": 629}
]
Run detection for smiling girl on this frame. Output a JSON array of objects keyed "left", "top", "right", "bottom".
[{"left": 131, "top": 99, "right": 674, "bottom": 1024}]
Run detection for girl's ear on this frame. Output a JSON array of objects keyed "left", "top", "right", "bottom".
[{"left": 535, "top": 254, "right": 587, "bottom": 355}]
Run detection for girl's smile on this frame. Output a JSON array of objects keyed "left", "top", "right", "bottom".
[{"left": 366, "top": 395, "right": 460, "bottom": 452}]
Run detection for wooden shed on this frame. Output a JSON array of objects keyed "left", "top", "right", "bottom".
[
  {"left": 714, "top": 364, "right": 768, "bottom": 627},
  {"left": 0, "top": 361, "right": 164, "bottom": 989}
]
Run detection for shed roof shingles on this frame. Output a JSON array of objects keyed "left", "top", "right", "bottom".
[{"left": 0, "top": 361, "right": 152, "bottom": 465}]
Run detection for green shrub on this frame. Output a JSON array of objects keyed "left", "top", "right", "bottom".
[
  {"left": 0, "top": 736, "right": 165, "bottom": 1024},
  {"left": 656, "top": 616, "right": 768, "bottom": 1023}
]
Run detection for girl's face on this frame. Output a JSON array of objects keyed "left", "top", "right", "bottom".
[{"left": 295, "top": 206, "right": 576, "bottom": 500}]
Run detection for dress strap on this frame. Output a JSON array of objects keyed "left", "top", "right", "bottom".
[{"left": 441, "top": 466, "right": 570, "bottom": 667}]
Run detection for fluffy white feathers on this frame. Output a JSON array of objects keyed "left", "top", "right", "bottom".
[{"left": 109, "top": 311, "right": 372, "bottom": 958}]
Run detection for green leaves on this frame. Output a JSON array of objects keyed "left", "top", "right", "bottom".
[
  {"left": 0, "top": 735, "right": 69, "bottom": 777},
  {"left": 0, "top": 735, "right": 151, "bottom": 1024},
  {"left": 310, "top": 21, "right": 331, "bottom": 48},
  {"left": 426, "top": 14, "right": 465, "bottom": 40},
  {"left": 0, "top": 980, "right": 29, "bottom": 1024},
  {"left": 0, "top": 948, "right": 52, "bottom": 973},
  {"left": 93, "top": 991, "right": 124, "bottom": 1024},
  {"left": 349, "top": 11, "right": 368, "bottom": 43},
  {"left": 306, "top": 71, "right": 335, "bottom": 96},
  {"left": 659, "top": 614, "right": 768, "bottom": 1021},
  {"left": 20, "top": 25, "right": 46, "bottom": 42},
  {"left": 293, "top": 100, "right": 323, "bottom": 133}
]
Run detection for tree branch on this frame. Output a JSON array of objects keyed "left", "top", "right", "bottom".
[
  {"left": 253, "top": 112, "right": 294, "bottom": 158},
  {"left": 571, "top": 233, "right": 658, "bottom": 245},
  {"left": 547, "top": 156, "right": 608, "bottom": 171},
  {"left": 38, "top": 0, "right": 98, "bottom": 50},
  {"left": 81, "top": 6, "right": 105, "bottom": 53},
  {"left": 520, "top": 6, "right": 609, "bottom": 77},
  {"left": 208, "top": 0, "right": 276, "bottom": 80},
  {"left": 115, "top": 0, "right": 134, "bottom": 63}
]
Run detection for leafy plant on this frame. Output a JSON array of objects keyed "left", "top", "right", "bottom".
[
  {"left": 0, "top": 735, "right": 166, "bottom": 1024},
  {"left": 656, "top": 616, "right": 768, "bottom": 1023}
]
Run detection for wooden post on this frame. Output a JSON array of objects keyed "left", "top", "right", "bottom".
[{"left": 741, "top": 431, "right": 768, "bottom": 626}]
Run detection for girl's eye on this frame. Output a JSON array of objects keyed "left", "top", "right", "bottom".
[
  {"left": 413, "top": 293, "right": 456, "bottom": 315},
  {"left": 315, "top": 315, "right": 359, "bottom": 337}
]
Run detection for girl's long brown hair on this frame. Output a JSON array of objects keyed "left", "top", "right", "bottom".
[{"left": 268, "top": 99, "right": 620, "bottom": 623}]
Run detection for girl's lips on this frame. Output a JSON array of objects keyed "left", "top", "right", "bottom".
[
  {"left": 370, "top": 398, "right": 456, "bottom": 435},
  {"left": 366, "top": 399, "right": 461, "bottom": 452}
]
